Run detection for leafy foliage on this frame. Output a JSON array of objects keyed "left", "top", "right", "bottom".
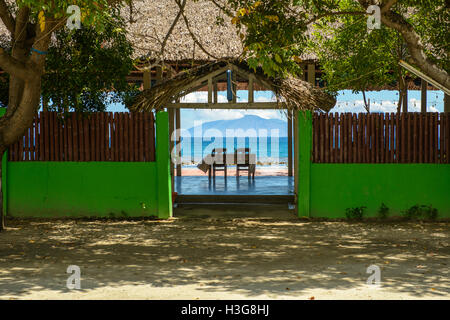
[
  {"left": 345, "top": 206, "right": 366, "bottom": 220},
  {"left": 377, "top": 203, "right": 390, "bottom": 219},
  {"left": 403, "top": 205, "right": 438, "bottom": 220},
  {"left": 42, "top": 13, "right": 137, "bottom": 113},
  {"left": 0, "top": 8, "right": 138, "bottom": 112},
  {"left": 226, "top": 0, "right": 449, "bottom": 86}
]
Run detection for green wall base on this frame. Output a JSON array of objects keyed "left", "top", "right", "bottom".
[{"left": 7, "top": 162, "right": 159, "bottom": 218}]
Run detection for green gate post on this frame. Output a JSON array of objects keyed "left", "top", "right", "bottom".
[
  {"left": 0, "top": 108, "right": 7, "bottom": 217},
  {"left": 297, "top": 110, "right": 312, "bottom": 218},
  {"left": 156, "top": 111, "right": 172, "bottom": 219}
]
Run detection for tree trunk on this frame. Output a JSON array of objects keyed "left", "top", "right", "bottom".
[{"left": 0, "top": 145, "right": 5, "bottom": 231}]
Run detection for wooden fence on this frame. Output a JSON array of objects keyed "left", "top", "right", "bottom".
[
  {"left": 8, "top": 111, "right": 156, "bottom": 162},
  {"left": 312, "top": 112, "right": 450, "bottom": 164}
]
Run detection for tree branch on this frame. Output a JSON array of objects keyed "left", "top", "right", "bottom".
[
  {"left": 381, "top": 0, "right": 398, "bottom": 13},
  {"left": 0, "top": 0, "right": 15, "bottom": 34},
  {"left": 381, "top": 10, "right": 450, "bottom": 90},
  {"left": 0, "top": 48, "right": 38, "bottom": 80},
  {"left": 175, "top": 0, "right": 219, "bottom": 60},
  {"left": 160, "top": 0, "right": 186, "bottom": 57}
]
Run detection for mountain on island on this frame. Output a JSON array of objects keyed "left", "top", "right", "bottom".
[{"left": 188, "top": 115, "right": 287, "bottom": 137}]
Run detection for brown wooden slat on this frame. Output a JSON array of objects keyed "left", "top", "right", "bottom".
[
  {"left": 447, "top": 113, "right": 450, "bottom": 164},
  {"left": 106, "top": 112, "right": 112, "bottom": 161},
  {"left": 383, "top": 113, "right": 388, "bottom": 163},
  {"left": 94, "top": 113, "right": 99, "bottom": 161},
  {"left": 329, "top": 114, "right": 334, "bottom": 163},
  {"left": 143, "top": 112, "right": 149, "bottom": 161},
  {"left": 439, "top": 113, "right": 443, "bottom": 163},
  {"left": 67, "top": 114, "right": 73, "bottom": 161},
  {"left": 114, "top": 113, "right": 120, "bottom": 161},
  {"left": 83, "top": 116, "right": 89, "bottom": 161},
  {"left": 119, "top": 112, "right": 124, "bottom": 161},
  {"left": 319, "top": 113, "right": 324, "bottom": 163},
  {"left": 150, "top": 112, "right": 156, "bottom": 162},
  {"left": 139, "top": 113, "right": 145, "bottom": 161},
  {"left": 78, "top": 114, "right": 84, "bottom": 161},
  {"left": 98, "top": 112, "right": 104, "bottom": 161},
  {"left": 434, "top": 113, "right": 438, "bottom": 163},
  {"left": 428, "top": 113, "right": 433, "bottom": 163},
  {"left": 424, "top": 113, "right": 429, "bottom": 163},
  {"left": 73, "top": 113, "right": 80, "bottom": 161}
]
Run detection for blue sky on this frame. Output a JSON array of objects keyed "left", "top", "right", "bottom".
[{"left": 108, "top": 89, "right": 445, "bottom": 129}]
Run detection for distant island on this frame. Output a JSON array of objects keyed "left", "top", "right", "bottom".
[{"left": 188, "top": 115, "right": 288, "bottom": 137}]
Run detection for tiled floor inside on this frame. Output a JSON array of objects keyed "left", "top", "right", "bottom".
[{"left": 174, "top": 176, "right": 294, "bottom": 195}]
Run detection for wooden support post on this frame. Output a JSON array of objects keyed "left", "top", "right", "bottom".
[
  {"left": 288, "top": 110, "right": 293, "bottom": 177},
  {"left": 294, "top": 111, "right": 299, "bottom": 200},
  {"left": 403, "top": 87, "right": 408, "bottom": 112},
  {"left": 208, "top": 77, "right": 213, "bottom": 104},
  {"left": 156, "top": 65, "right": 163, "bottom": 85},
  {"left": 421, "top": 79, "right": 427, "bottom": 113},
  {"left": 143, "top": 70, "right": 151, "bottom": 90},
  {"left": 169, "top": 107, "right": 175, "bottom": 187},
  {"left": 176, "top": 106, "right": 181, "bottom": 176},
  {"left": 307, "top": 63, "right": 316, "bottom": 86},
  {"left": 213, "top": 80, "right": 218, "bottom": 104},
  {"left": 232, "top": 70, "right": 237, "bottom": 103},
  {"left": 445, "top": 94, "right": 450, "bottom": 113},
  {"left": 248, "top": 75, "right": 254, "bottom": 103}
]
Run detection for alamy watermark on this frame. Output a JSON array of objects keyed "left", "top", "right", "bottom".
[
  {"left": 66, "top": 265, "right": 81, "bottom": 289},
  {"left": 367, "top": 5, "right": 381, "bottom": 33},
  {"left": 366, "top": 264, "right": 381, "bottom": 287},
  {"left": 66, "top": 5, "right": 81, "bottom": 30}
]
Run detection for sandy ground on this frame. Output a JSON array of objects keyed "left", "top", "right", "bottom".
[
  {"left": 0, "top": 207, "right": 449, "bottom": 300},
  {"left": 182, "top": 166, "right": 288, "bottom": 176}
]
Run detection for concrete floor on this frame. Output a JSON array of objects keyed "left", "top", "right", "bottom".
[{"left": 175, "top": 176, "right": 294, "bottom": 195}]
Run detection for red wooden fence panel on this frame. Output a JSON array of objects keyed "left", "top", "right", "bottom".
[
  {"left": 312, "top": 112, "right": 448, "bottom": 164},
  {"left": 8, "top": 111, "right": 156, "bottom": 162}
]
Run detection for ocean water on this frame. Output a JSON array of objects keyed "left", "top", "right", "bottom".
[{"left": 176, "top": 137, "right": 290, "bottom": 165}]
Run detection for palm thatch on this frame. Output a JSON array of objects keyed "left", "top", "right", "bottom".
[
  {"left": 123, "top": 0, "right": 317, "bottom": 62},
  {"left": 130, "top": 60, "right": 336, "bottom": 112}
]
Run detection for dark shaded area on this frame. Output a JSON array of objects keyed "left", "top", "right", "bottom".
[{"left": 0, "top": 213, "right": 448, "bottom": 299}]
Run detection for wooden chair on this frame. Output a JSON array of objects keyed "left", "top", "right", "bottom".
[
  {"left": 210, "top": 148, "right": 227, "bottom": 179},
  {"left": 235, "top": 148, "right": 255, "bottom": 179}
]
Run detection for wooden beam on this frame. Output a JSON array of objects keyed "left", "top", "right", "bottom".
[
  {"left": 176, "top": 107, "right": 182, "bottom": 176},
  {"left": 288, "top": 110, "right": 293, "bottom": 177},
  {"left": 213, "top": 80, "right": 218, "bottom": 104},
  {"left": 156, "top": 65, "right": 163, "bottom": 84},
  {"left": 307, "top": 63, "right": 316, "bottom": 86},
  {"left": 403, "top": 88, "right": 408, "bottom": 112},
  {"left": 248, "top": 75, "right": 254, "bottom": 104},
  {"left": 232, "top": 69, "right": 237, "bottom": 103},
  {"left": 294, "top": 112, "right": 299, "bottom": 200},
  {"left": 421, "top": 79, "right": 427, "bottom": 113},
  {"left": 445, "top": 94, "right": 450, "bottom": 113},
  {"left": 143, "top": 70, "right": 151, "bottom": 90},
  {"left": 169, "top": 107, "right": 175, "bottom": 187},
  {"left": 166, "top": 102, "right": 284, "bottom": 109},
  {"left": 399, "top": 60, "right": 450, "bottom": 95},
  {"left": 208, "top": 77, "right": 213, "bottom": 104}
]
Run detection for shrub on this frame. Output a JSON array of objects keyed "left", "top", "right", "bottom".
[
  {"left": 403, "top": 205, "right": 438, "bottom": 220},
  {"left": 378, "top": 203, "right": 390, "bottom": 219},
  {"left": 345, "top": 206, "right": 366, "bottom": 220}
]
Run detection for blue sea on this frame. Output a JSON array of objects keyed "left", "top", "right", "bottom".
[{"left": 176, "top": 137, "right": 291, "bottom": 165}]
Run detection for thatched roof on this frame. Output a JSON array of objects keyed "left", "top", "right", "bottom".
[
  {"left": 130, "top": 60, "right": 336, "bottom": 112},
  {"left": 123, "top": 0, "right": 317, "bottom": 62}
]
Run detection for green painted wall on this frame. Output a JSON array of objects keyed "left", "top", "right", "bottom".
[
  {"left": 298, "top": 110, "right": 450, "bottom": 219},
  {"left": 310, "top": 164, "right": 450, "bottom": 218},
  {"left": 6, "top": 162, "right": 159, "bottom": 218},
  {"left": 1, "top": 109, "right": 173, "bottom": 219}
]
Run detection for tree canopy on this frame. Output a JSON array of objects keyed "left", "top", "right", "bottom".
[{"left": 226, "top": 0, "right": 449, "bottom": 92}]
